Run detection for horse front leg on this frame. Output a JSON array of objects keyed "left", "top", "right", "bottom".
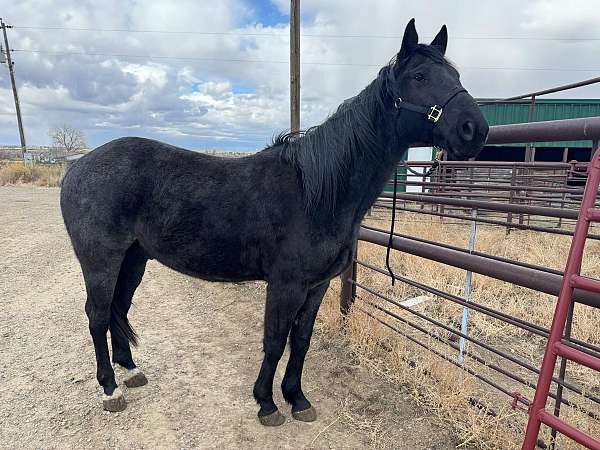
[
  {"left": 281, "top": 281, "right": 329, "bottom": 422},
  {"left": 253, "top": 281, "right": 306, "bottom": 426}
]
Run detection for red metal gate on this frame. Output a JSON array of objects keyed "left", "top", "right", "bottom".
[{"left": 522, "top": 149, "right": 600, "bottom": 450}]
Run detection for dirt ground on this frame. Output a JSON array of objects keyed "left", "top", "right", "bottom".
[{"left": 0, "top": 186, "right": 459, "bottom": 449}]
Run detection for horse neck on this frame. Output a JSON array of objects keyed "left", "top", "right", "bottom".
[
  {"left": 331, "top": 90, "right": 406, "bottom": 224},
  {"left": 282, "top": 73, "right": 408, "bottom": 227},
  {"left": 336, "top": 142, "right": 404, "bottom": 227}
]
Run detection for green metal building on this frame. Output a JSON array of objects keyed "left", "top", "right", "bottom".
[{"left": 477, "top": 99, "right": 600, "bottom": 162}]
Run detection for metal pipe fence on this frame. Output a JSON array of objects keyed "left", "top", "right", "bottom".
[{"left": 340, "top": 116, "right": 600, "bottom": 448}]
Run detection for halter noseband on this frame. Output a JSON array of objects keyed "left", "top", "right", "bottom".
[{"left": 394, "top": 86, "right": 467, "bottom": 124}]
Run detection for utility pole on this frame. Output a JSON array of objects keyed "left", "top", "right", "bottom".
[
  {"left": 1, "top": 18, "right": 26, "bottom": 157},
  {"left": 290, "top": 0, "right": 300, "bottom": 133}
]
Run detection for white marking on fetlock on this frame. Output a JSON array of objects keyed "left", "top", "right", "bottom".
[
  {"left": 123, "top": 368, "right": 140, "bottom": 382},
  {"left": 102, "top": 387, "right": 124, "bottom": 401}
]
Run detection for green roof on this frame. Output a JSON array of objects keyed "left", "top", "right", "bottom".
[{"left": 478, "top": 99, "right": 600, "bottom": 147}]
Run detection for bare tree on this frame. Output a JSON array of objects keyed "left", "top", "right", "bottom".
[{"left": 49, "top": 125, "right": 87, "bottom": 153}]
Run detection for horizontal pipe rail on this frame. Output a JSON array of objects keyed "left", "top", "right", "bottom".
[
  {"left": 404, "top": 160, "right": 578, "bottom": 168},
  {"left": 373, "top": 203, "right": 593, "bottom": 239},
  {"left": 361, "top": 226, "right": 562, "bottom": 275},
  {"left": 356, "top": 259, "right": 552, "bottom": 337},
  {"left": 358, "top": 226, "right": 600, "bottom": 308},
  {"left": 356, "top": 297, "right": 600, "bottom": 419},
  {"left": 486, "top": 117, "right": 600, "bottom": 145},
  {"left": 379, "top": 193, "right": 584, "bottom": 207},
  {"left": 480, "top": 75, "right": 600, "bottom": 103},
  {"left": 354, "top": 281, "right": 600, "bottom": 405},
  {"left": 380, "top": 192, "right": 579, "bottom": 219},
  {"left": 380, "top": 192, "right": 584, "bottom": 206},
  {"left": 391, "top": 180, "right": 583, "bottom": 194},
  {"left": 354, "top": 304, "right": 518, "bottom": 398},
  {"left": 355, "top": 257, "right": 600, "bottom": 357}
]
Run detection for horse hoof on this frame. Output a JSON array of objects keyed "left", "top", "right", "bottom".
[
  {"left": 292, "top": 406, "right": 317, "bottom": 422},
  {"left": 102, "top": 388, "right": 126, "bottom": 412},
  {"left": 123, "top": 368, "right": 148, "bottom": 388},
  {"left": 258, "top": 409, "right": 286, "bottom": 427}
]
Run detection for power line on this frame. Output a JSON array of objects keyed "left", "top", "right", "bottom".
[
  {"left": 12, "top": 25, "right": 600, "bottom": 42},
  {"left": 11, "top": 49, "right": 600, "bottom": 73},
  {"left": 11, "top": 49, "right": 323, "bottom": 65}
]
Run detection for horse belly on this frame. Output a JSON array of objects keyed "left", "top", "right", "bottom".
[{"left": 145, "top": 235, "right": 264, "bottom": 282}]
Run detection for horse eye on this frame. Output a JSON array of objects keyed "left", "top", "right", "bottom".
[{"left": 414, "top": 73, "right": 425, "bottom": 81}]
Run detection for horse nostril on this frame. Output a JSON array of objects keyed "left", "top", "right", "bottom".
[{"left": 460, "top": 120, "right": 475, "bottom": 142}]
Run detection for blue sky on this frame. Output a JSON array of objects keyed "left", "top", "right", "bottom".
[
  {"left": 246, "top": 0, "right": 288, "bottom": 26},
  {"left": 1, "top": 0, "right": 600, "bottom": 151}
]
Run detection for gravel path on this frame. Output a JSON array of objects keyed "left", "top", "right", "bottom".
[{"left": 0, "top": 186, "right": 457, "bottom": 449}]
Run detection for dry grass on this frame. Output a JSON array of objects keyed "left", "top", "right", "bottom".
[
  {"left": 0, "top": 161, "right": 65, "bottom": 187},
  {"left": 317, "top": 210, "right": 600, "bottom": 449}
]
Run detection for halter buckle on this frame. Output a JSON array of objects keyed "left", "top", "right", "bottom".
[
  {"left": 394, "top": 97, "right": 403, "bottom": 109},
  {"left": 428, "top": 105, "right": 443, "bottom": 123}
]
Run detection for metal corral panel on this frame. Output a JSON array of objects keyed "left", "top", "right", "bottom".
[{"left": 478, "top": 99, "right": 600, "bottom": 147}]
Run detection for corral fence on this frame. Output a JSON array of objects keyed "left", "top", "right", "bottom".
[
  {"left": 340, "top": 116, "right": 600, "bottom": 449},
  {"left": 378, "top": 159, "right": 591, "bottom": 235}
]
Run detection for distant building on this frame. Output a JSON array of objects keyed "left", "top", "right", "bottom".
[
  {"left": 1, "top": 146, "right": 89, "bottom": 163},
  {"left": 477, "top": 99, "right": 600, "bottom": 162}
]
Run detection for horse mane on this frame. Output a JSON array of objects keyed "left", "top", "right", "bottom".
[{"left": 274, "top": 44, "right": 452, "bottom": 216}]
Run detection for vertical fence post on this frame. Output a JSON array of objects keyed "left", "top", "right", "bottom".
[
  {"left": 439, "top": 161, "right": 446, "bottom": 216},
  {"left": 458, "top": 208, "right": 478, "bottom": 365},
  {"left": 420, "top": 163, "right": 427, "bottom": 210},
  {"left": 340, "top": 240, "right": 358, "bottom": 315},
  {"left": 507, "top": 164, "right": 517, "bottom": 235},
  {"left": 518, "top": 166, "right": 525, "bottom": 226},
  {"left": 558, "top": 166, "right": 568, "bottom": 228}
]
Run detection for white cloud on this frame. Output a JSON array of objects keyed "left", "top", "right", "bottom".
[
  {"left": 1, "top": 0, "right": 599, "bottom": 149},
  {"left": 121, "top": 64, "right": 168, "bottom": 88}
]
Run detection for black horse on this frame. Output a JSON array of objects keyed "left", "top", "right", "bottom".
[{"left": 61, "top": 19, "right": 488, "bottom": 426}]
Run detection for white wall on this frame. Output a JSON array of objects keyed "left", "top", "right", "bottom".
[{"left": 405, "top": 147, "right": 433, "bottom": 193}]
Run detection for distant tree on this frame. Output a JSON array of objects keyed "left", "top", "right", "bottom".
[{"left": 49, "top": 125, "right": 87, "bottom": 153}]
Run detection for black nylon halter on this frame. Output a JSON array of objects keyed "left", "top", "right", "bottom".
[
  {"left": 393, "top": 86, "right": 467, "bottom": 124},
  {"left": 384, "top": 85, "right": 467, "bottom": 285}
]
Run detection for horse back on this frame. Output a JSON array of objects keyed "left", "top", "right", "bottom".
[{"left": 61, "top": 137, "right": 315, "bottom": 281}]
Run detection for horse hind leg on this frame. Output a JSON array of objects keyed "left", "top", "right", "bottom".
[
  {"left": 81, "top": 251, "right": 128, "bottom": 412},
  {"left": 110, "top": 241, "right": 148, "bottom": 389}
]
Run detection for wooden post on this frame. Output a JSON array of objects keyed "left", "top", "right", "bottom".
[
  {"left": 290, "top": 0, "right": 300, "bottom": 133},
  {"left": 1, "top": 18, "right": 26, "bottom": 158},
  {"left": 340, "top": 242, "right": 357, "bottom": 315}
]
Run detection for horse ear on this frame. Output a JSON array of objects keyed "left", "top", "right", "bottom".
[
  {"left": 397, "top": 18, "right": 418, "bottom": 60},
  {"left": 430, "top": 25, "right": 447, "bottom": 55}
]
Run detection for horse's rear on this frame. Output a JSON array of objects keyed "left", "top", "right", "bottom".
[{"left": 62, "top": 137, "right": 289, "bottom": 278}]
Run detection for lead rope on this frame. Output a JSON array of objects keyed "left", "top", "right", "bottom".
[
  {"left": 385, "top": 168, "right": 398, "bottom": 286},
  {"left": 385, "top": 151, "right": 440, "bottom": 286}
]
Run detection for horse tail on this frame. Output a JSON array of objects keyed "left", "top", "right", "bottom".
[{"left": 110, "top": 301, "right": 139, "bottom": 347}]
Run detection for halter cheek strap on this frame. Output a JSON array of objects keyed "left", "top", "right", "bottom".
[{"left": 394, "top": 86, "right": 467, "bottom": 124}]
